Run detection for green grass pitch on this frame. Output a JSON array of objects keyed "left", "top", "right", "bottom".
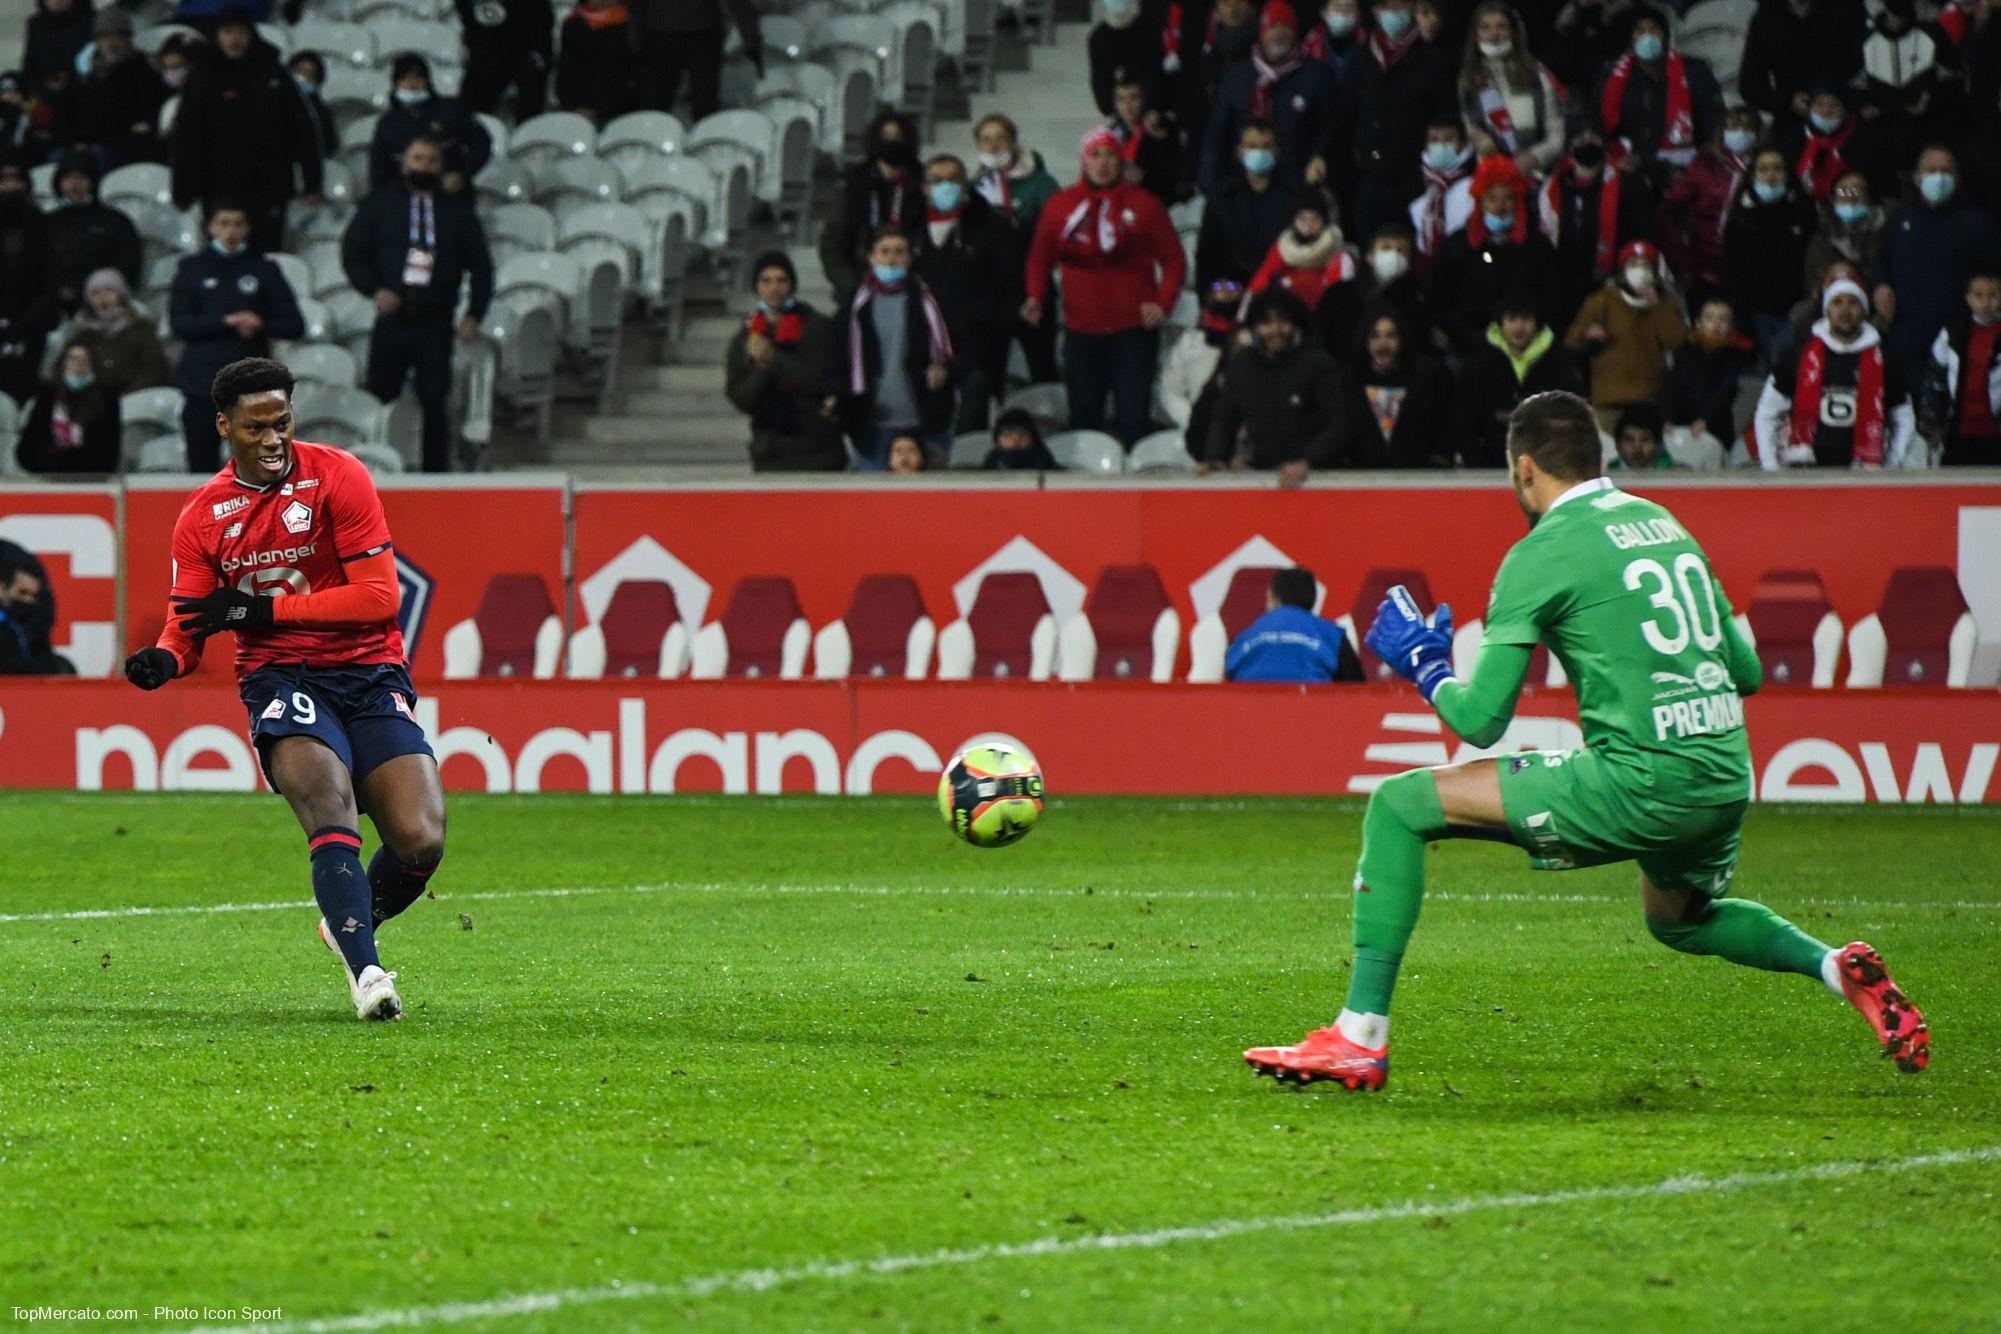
[{"left": 3, "top": 792, "right": 1998, "bottom": 1331}]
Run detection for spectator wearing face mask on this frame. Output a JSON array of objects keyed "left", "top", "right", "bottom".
[
  {"left": 1454, "top": 289, "right": 1585, "bottom": 466},
  {"left": 1108, "top": 76, "right": 1187, "bottom": 207},
  {"left": 1331, "top": 301, "right": 1454, "bottom": 467},
  {"left": 1919, "top": 269, "right": 2001, "bottom": 467},
  {"left": 1024, "top": 127, "right": 1185, "bottom": 446},
  {"left": 1875, "top": 145, "right": 2001, "bottom": 378},
  {"left": 1407, "top": 116, "right": 1474, "bottom": 271},
  {"left": 1318, "top": 221, "right": 1428, "bottom": 355},
  {"left": 1755, "top": 277, "right": 1915, "bottom": 467},
  {"left": 1200, "top": 1, "right": 1338, "bottom": 196},
  {"left": 1203, "top": 287, "right": 1338, "bottom": 483},
  {"left": 1301, "top": 0, "right": 1365, "bottom": 81},
  {"left": 1540, "top": 126, "right": 1655, "bottom": 323},
  {"left": 821, "top": 111, "right": 922, "bottom": 301},
  {"left": 725, "top": 251, "right": 844, "bottom": 472},
  {"left": 970, "top": 114, "right": 1061, "bottom": 386},
  {"left": 1776, "top": 84, "right": 1881, "bottom": 207},
  {"left": 1739, "top": 0, "right": 1869, "bottom": 129},
  {"left": 1804, "top": 170, "right": 1884, "bottom": 297},
  {"left": 1434, "top": 154, "right": 1560, "bottom": 355},
  {"left": 18, "top": 339, "right": 120, "bottom": 473},
  {"left": 556, "top": 0, "right": 644, "bottom": 126},
  {"left": 1196, "top": 118, "right": 1298, "bottom": 296},
  {"left": 169, "top": 201, "right": 304, "bottom": 469},
  {"left": 912, "top": 153, "right": 1016, "bottom": 432},
  {"left": 1333, "top": 0, "right": 1454, "bottom": 247},
  {"left": 828, "top": 226, "right": 962, "bottom": 470},
  {"left": 70, "top": 268, "right": 169, "bottom": 394},
  {"left": 1566, "top": 239, "right": 1685, "bottom": 428},
  {"left": 0, "top": 540, "right": 70, "bottom": 675},
  {"left": 1659, "top": 291, "right": 1754, "bottom": 449},
  {"left": 983, "top": 406, "right": 1062, "bottom": 470},
  {"left": 1244, "top": 194, "right": 1354, "bottom": 317},
  {"left": 169, "top": 6, "right": 322, "bottom": 253},
  {"left": 1597, "top": 6, "right": 1723, "bottom": 184},
  {"left": 1090, "top": 0, "right": 1166, "bottom": 115},
  {"left": 369, "top": 54, "right": 492, "bottom": 195},
  {"left": 46, "top": 150, "right": 143, "bottom": 313},
  {"left": 154, "top": 35, "right": 197, "bottom": 100},
  {"left": 1458, "top": 2, "right": 1566, "bottom": 178},
  {"left": 1159, "top": 279, "right": 1243, "bottom": 429},
  {"left": 1659, "top": 106, "right": 1760, "bottom": 293},
  {"left": 289, "top": 52, "right": 338, "bottom": 159},
  {"left": 0, "top": 163, "right": 59, "bottom": 404},
  {"left": 76, "top": 9, "right": 167, "bottom": 169},
  {"left": 1725, "top": 145, "right": 1815, "bottom": 368}
]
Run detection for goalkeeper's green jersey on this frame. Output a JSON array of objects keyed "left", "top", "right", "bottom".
[{"left": 1478, "top": 478, "right": 1761, "bottom": 807}]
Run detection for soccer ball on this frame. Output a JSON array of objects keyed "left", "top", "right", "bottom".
[{"left": 937, "top": 745, "right": 1044, "bottom": 847}]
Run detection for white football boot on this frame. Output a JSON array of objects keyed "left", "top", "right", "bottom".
[{"left": 318, "top": 916, "right": 403, "bottom": 1021}]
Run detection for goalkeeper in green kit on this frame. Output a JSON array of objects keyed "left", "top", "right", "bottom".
[{"left": 1245, "top": 391, "right": 1929, "bottom": 1091}]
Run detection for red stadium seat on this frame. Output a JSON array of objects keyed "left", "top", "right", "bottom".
[
  {"left": 1344, "top": 568, "right": 1434, "bottom": 683},
  {"left": 1848, "top": 567, "right": 1975, "bottom": 687},
  {"left": 1745, "top": 569, "right": 1841, "bottom": 688},
  {"left": 967, "top": 572, "right": 1051, "bottom": 679},
  {"left": 814, "top": 574, "right": 933, "bottom": 679},
  {"left": 1060, "top": 563, "right": 1179, "bottom": 681},
  {"left": 443, "top": 572, "right": 562, "bottom": 678},
  {"left": 1186, "top": 565, "right": 1285, "bottom": 682},
  {"left": 692, "top": 576, "right": 809, "bottom": 678},
  {"left": 601, "top": 580, "right": 682, "bottom": 677}
]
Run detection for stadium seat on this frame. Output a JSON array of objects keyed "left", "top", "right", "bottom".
[
  {"left": 481, "top": 300, "right": 559, "bottom": 445},
  {"left": 509, "top": 111, "right": 598, "bottom": 166},
  {"left": 133, "top": 23, "right": 199, "bottom": 57},
  {"left": 1740, "top": 569, "right": 1842, "bottom": 688},
  {"left": 597, "top": 111, "right": 687, "bottom": 175},
  {"left": 879, "top": 2, "right": 939, "bottom": 131},
  {"left": 295, "top": 385, "right": 386, "bottom": 451},
  {"left": 687, "top": 111, "right": 773, "bottom": 204},
  {"left": 1664, "top": 426, "right": 1727, "bottom": 470},
  {"left": 1001, "top": 383, "right": 1070, "bottom": 436},
  {"left": 496, "top": 252, "right": 580, "bottom": 332},
  {"left": 1340, "top": 568, "right": 1435, "bottom": 683},
  {"left": 1845, "top": 567, "right": 1977, "bottom": 688},
  {"left": 295, "top": 295, "right": 335, "bottom": 343},
  {"left": 935, "top": 571, "right": 1057, "bottom": 680},
  {"left": 257, "top": 22, "right": 292, "bottom": 57},
  {"left": 557, "top": 201, "right": 657, "bottom": 296},
  {"left": 623, "top": 156, "right": 721, "bottom": 250},
  {"left": 689, "top": 576, "right": 811, "bottom": 679},
  {"left": 349, "top": 441, "right": 405, "bottom": 475},
  {"left": 755, "top": 63, "right": 862, "bottom": 162},
  {"left": 812, "top": 573, "right": 935, "bottom": 679},
  {"left": 442, "top": 573, "right": 563, "bottom": 679},
  {"left": 473, "top": 112, "right": 510, "bottom": 161},
  {"left": 370, "top": 17, "right": 458, "bottom": 69},
  {"left": 1186, "top": 564, "right": 1283, "bottom": 682},
  {"left": 100, "top": 163, "right": 173, "bottom": 211},
  {"left": 120, "top": 386, "right": 184, "bottom": 440},
  {"left": 325, "top": 66, "right": 388, "bottom": 124},
  {"left": 474, "top": 159, "right": 537, "bottom": 209},
  {"left": 488, "top": 202, "right": 560, "bottom": 256},
  {"left": 959, "top": 0, "right": 999, "bottom": 92},
  {"left": 534, "top": 157, "right": 626, "bottom": 210},
  {"left": 1059, "top": 563, "right": 1179, "bottom": 682},
  {"left": 129, "top": 433, "right": 187, "bottom": 474},
  {"left": 323, "top": 288, "right": 379, "bottom": 364},
  {"left": 1045, "top": 430, "right": 1124, "bottom": 475},
  {"left": 291, "top": 18, "right": 375, "bottom": 67},
  {"left": 267, "top": 252, "right": 313, "bottom": 306},
  {"left": 290, "top": 342, "right": 359, "bottom": 391},
  {"left": 566, "top": 579, "right": 690, "bottom": 679},
  {"left": 948, "top": 432, "right": 990, "bottom": 468},
  {"left": 1128, "top": 429, "right": 1195, "bottom": 472}
]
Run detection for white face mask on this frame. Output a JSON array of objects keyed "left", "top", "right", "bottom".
[
  {"left": 1478, "top": 39, "right": 1512, "bottom": 57},
  {"left": 1624, "top": 263, "right": 1656, "bottom": 289},
  {"left": 1370, "top": 248, "right": 1410, "bottom": 283},
  {"left": 978, "top": 149, "right": 1011, "bottom": 171},
  {"left": 1722, "top": 127, "right": 1757, "bottom": 155}
]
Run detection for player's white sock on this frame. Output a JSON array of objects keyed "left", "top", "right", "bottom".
[
  {"left": 1336, "top": 1008, "right": 1389, "bottom": 1049},
  {"left": 1819, "top": 948, "right": 1846, "bottom": 997}
]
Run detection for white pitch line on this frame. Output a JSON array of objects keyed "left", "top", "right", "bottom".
[
  {"left": 175, "top": 1145, "right": 2001, "bottom": 1334},
  {"left": 3, "top": 880, "right": 1998, "bottom": 927}
]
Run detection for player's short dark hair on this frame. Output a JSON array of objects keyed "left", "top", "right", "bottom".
[
  {"left": 211, "top": 357, "right": 296, "bottom": 414},
  {"left": 205, "top": 198, "right": 249, "bottom": 223},
  {"left": 1968, "top": 267, "right": 2001, "bottom": 289},
  {"left": 1508, "top": 390, "right": 1603, "bottom": 481},
  {"left": 1369, "top": 218, "right": 1416, "bottom": 247},
  {"left": 290, "top": 50, "right": 326, "bottom": 81},
  {"left": 1270, "top": 567, "right": 1316, "bottom": 611},
  {"left": 868, "top": 223, "right": 911, "bottom": 250},
  {"left": 1240, "top": 117, "right": 1278, "bottom": 142},
  {"left": 1494, "top": 288, "right": 1540, "bottom": 321}
]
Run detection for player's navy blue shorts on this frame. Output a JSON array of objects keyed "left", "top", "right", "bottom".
[{"left": 239, "top": 661, "right": 435, "bottom": 792}]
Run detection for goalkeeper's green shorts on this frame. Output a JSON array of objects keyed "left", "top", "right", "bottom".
[{"left": 1494, "top": 746, "right": 1747, "bottom": 898}]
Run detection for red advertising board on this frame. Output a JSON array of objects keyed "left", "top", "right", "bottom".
[
  {"left": 2, "top": 679, "right": 1994, "bottom": 805},
  {"left": 120, "top": 475, "right": 568, "bottom": 681},
  {"left": 0, "top": 484, "right": 121, "bottom": 678}
]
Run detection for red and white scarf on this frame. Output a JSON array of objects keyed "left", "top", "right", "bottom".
[
  {"left": 1474, "top": 77, "right": 1520, "bottom": 154},
  {"left": 1416, "top": 159, "right": 1465, "bottom": 256},
  {"left": 1367, "top": 27, "right": 1414, "bottom": 70},
  {"left": 1059, "top": 185, "right": 1124, "bottom": 255},
  {"left": 846, "top": 274, "right": 953, "bottom": 396},
  {"left": 1163, "top": 1, "right": 1183, "bottom": 68},
  {"left": 1541, "top": 165, "right": 1623, "bottom": 279},
  {"left": 1793, "top": 333, "right": 1885, "bottom": 465},
  {"left": 1795, "top": 121, "right": 1855, "bottom": 202},
  {"left": 1109, "top": 118, "right": 1146, "bottom": 163},
  {"left": 746, "top": 302, "right": 803, "bottom": 346},
  {"left": 1250, "top": 47, "right": 1306, "bottom": 118},
  {"left": 975, "top": 157, "right": 1014, "bottom": 220},
  {"left": 1601, "top": 50, "right": 1694, "bottom": 164}
]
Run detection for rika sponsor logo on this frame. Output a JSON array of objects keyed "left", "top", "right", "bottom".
[
  {"left": 280, "top": 500, "right": 312, "bottom": 535},
  {"left": 221, "top": 542, "right": 316, "bottom": 575},
  {"left": 212, "top": 496, "right": 252, "bottom": 520}
]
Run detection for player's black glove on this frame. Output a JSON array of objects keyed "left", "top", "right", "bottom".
[
  {"left": 124, "top": 647, "right": 179, "bottom": 691},
  {"left": 174, "top": 587, "right": 275, "bottom": 640}
]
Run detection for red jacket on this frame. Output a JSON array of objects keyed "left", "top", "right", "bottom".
[
  {"left": 1660, "top": 149, "right": 1746, "bottom": 293},
  {"left": 1024, "top": 178, "right": 1185, "bottom": 336}
]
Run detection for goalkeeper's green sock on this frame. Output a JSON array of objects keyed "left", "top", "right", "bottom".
[
  {"left": 1339, "top": 769, "right": 1447, "bottom": 1045},
  {"left": 1646, "top": 898, "right": 1833, "bottom": 981}
]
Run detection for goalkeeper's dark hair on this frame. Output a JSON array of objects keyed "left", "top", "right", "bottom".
[
  {"left": 1270, "top": 567, "right": 1316, "bottom": 611},
  {"left": 1507, "top": 390, "right": 1603, "bottom": 482},
  {"left": 211, "top": 357, "right": 296, "bottom": 414}
]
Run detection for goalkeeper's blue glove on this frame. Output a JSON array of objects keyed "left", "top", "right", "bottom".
[{"left": 1364, "top": 585, "right": 1456, "bottom": 702}]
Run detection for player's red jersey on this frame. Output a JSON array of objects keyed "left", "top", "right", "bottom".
[{"left": 159, "top": 441, "right": 406, "bottom": 678}]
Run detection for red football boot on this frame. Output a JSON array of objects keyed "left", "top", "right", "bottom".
[
  {"left": 1835, "top": 941, "right": 1929, "bottom": 1073},
  {"left": 1244, "top": 1026, "right": 1389, "bottom": 1090}
]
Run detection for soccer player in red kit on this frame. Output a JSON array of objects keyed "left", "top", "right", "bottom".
[{"left": 123, "top": 358, "right": 446, "bottom": 1021}]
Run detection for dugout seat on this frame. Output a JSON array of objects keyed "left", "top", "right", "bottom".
[
  {"left": 1338, "top": 568, "right": 1434, "bottom": 684},
  {"left": 1186, "top": 564, "right": 1285, "bottom": 683},
  {"left": 565, "top": 579, "right": 690, "bottom": 679},
  {"left": 1844, "top": 567, "right": 1977, "bottom": 687},
  {"left": 1059, "top": 563, "right": 1179, "bottom": 682},
  {"left": 442, "top": 573, "right": 563, "bottom": 679},
  {"left": 689, "top": 576, "right": 810, "bottom": 679},
  {"left": 1738, "top": 569, "right": 1842, "bottom": 688},
  {"left": 935, "top": 571, "right": 1056, "bottom": 680},
  {"left": 812, "top": 574, "right": 935, "bottom": 679}
]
